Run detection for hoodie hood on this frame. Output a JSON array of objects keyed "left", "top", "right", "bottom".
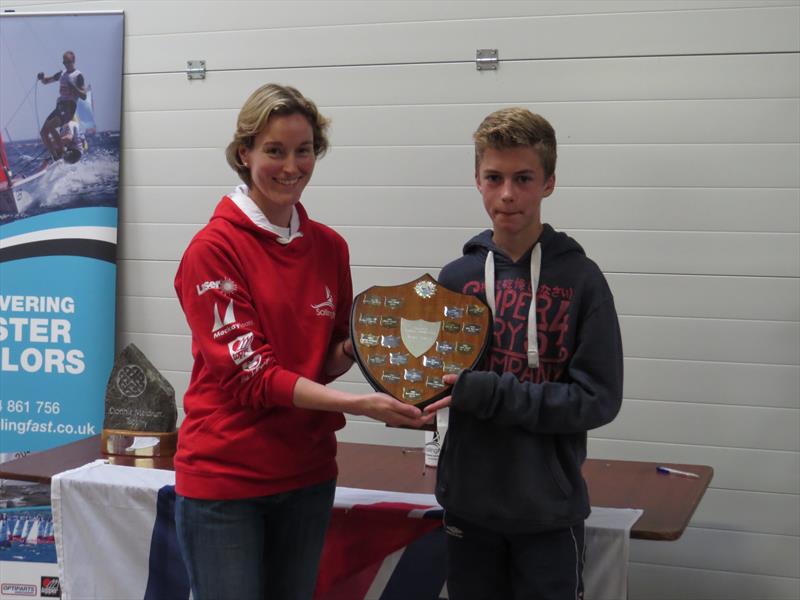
[
  {"left": 462, "top": 224, "right": 585, "bottom": 265},
  {"left": 210, "top": 184, "right": 307, "bottom": 246},
  {"left": 460, "top": 224, "right": 586, "bottom": 368}
]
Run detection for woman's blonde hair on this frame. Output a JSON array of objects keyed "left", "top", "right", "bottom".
[{"left": 225, "top": 83, "right": 330, "bottom": 186}]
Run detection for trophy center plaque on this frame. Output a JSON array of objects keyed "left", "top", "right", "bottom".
[
  {"left": 400, "top": 318, "right": 440, "bottom": 357},
  {"left": 350, "top": 274, "right": 490, "bottom": 407}
]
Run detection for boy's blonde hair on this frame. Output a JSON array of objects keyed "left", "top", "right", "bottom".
[
  {"left": 473, "top": 108, "right": 557, "bottom": 178},
  {"left": 225, "top": 83, "right": 330, "bottom": 187}
]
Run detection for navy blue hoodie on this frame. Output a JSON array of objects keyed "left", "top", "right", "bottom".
[{"left": 436, "top": 224, "right": 623, "bottom": 533}]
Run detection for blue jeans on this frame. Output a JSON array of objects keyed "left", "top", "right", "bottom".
[{"left": 175, "top": 479, "right": 336, "bottom": 600}]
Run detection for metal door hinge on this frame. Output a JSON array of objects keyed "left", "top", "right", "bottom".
[
  {"left": 476, "top": 49, "right": 498, "bottom": 71},
  {"left": 186, "top": 60, "right": 206, "bottom": 80}
]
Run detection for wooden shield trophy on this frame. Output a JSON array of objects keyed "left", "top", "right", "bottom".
[{"left": 350, "top": 274, "right": 490, "bottom": 408}]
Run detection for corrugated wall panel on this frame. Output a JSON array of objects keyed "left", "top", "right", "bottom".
[
  {"left": 123, "top": 7, "right": 800, "bottom": 73},
  {"left": 123, "top": 54, "right": 800, "bottom": 112},
  {"left": 120, "top": 144, "right": 800, "bottom": 188},
  {"left": 125, "top": 98, "right": 800, "bottom": 148},
  {"left": 122, "top": 186, "right": 800, "bottom": 235}
]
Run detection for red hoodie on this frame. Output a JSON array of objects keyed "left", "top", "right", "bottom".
[{"left": 174, "top": 189, "right": 351, "bottom": 499}]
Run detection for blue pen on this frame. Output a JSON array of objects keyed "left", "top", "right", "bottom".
[{"left": 657, "top": 466, "right": 699, "bottom": 479}]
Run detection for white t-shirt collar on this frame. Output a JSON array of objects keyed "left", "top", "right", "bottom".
[{"left": 229, "top": 184, "right": 303, "bottom": 245}]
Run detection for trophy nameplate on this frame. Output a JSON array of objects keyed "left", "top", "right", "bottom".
[
  {"left": 350, "top": 274, "right": 490, "bottom": 407},
  {"left": 101, "top": 429, "right": 177, "bottom": 457}
]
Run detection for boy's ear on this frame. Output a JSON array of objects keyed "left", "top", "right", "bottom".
[{"left": 543, "top": 173, "right": 556, "bottom": 197}]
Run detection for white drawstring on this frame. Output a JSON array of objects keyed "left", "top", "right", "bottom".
[
  {"left": 527, "top": 244, "right": 541, "bottom": 368},
  {"left": 484, "top": 250, "right": 496, "bottom": 315},
  {"left": 484, "top": 245, "right": 541, "bottom": 369}
]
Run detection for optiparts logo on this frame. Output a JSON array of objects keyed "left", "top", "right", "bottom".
[
  {"left": 1, "top": 584, "right": 36, "bottom": 596},
  {"left": 40, "top": 576, "right": 60, "bottom": 598},
  {"left": 311, "top": 286, "right": 335, "bottom": 319}
]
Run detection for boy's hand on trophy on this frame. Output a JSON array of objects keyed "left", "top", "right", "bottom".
[{"left": 423, "top": 374, "right": 458, "bottom": 414}]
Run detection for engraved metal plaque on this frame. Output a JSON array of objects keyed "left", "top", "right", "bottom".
[{"left": 350, "top": 273, "right": 490, "bottom": 407}]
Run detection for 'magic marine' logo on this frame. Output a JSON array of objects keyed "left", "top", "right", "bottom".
[{"left": 40, "top": 577, "right": 60, "bottom": 598}]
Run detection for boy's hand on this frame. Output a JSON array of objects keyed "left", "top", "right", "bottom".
[
  {"left": 423, "top": 373, "right": 459, "bottom": 414},
  {"left": 423, "top": 396, "right": 451, "bottom": 413},
  {"left": 37, "top": 72, "right": 44, "bottom": 81}
]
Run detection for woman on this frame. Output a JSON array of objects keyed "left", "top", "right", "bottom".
[{"left": 173, "top": 83, "right": 430, "bottom": 600}]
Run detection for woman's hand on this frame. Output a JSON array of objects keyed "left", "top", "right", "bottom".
[
  {"left": 293, "top": 378, "right": 434, "bottom": 428},
  {"left": 354, "top": 392, "right": 435, "bottom": 428}
]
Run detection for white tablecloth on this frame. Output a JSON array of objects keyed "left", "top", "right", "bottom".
[{"left": 52, "top": 461, "right": 642, "bottom": 600}]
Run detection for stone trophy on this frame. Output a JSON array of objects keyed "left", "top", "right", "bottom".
[
  {"left": 350, "top": 274, "right": 490, "bottom": 409},
  {"left": 101, "top": 343, "right": 178, "bottom": 459}
]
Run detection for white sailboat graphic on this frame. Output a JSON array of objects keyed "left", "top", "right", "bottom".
[
  {"left": 10, "top": 518, "right": 22, "bottom": 541},
  {"left": 24, "top": 517, "right": 41, "bottom": 545},
  {"left": 0, "top": 518, "right": 11, "bottom": 547}
]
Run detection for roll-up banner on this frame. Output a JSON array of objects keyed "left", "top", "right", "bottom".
[
  {"left": 1, "top": 11, "right": 122, "bottom": 595},
  {"left": 0, "top": 12, "right": 123, "bottom": 462}
]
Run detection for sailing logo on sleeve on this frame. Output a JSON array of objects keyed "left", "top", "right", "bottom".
[
  {"left": 240, "top": 353, "right": 265, "bottom": 380},
  {"left": 196, "top": 278, "right": 237, "bottom": 296},
  {"left": 212, "top": 300, "right": 236, "bottom": 334},
  {"left": 228, "top": 332, "right": 254, "bottom": 365},
  {"left": 211, "top": 300, "right": 253, "bottom": 340}
]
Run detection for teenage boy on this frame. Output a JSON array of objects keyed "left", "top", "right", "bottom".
[{"left": 424, "top": 108, "right": 623, "bottom": 599}]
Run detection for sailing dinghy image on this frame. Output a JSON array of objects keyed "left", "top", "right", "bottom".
[{"left": 0, "top": 85, "right": 97, "bottom": 218}]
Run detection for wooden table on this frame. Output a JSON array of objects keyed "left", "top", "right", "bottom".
[{"left": 0, "top": 435, "right": 712, "bottom": 541}]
